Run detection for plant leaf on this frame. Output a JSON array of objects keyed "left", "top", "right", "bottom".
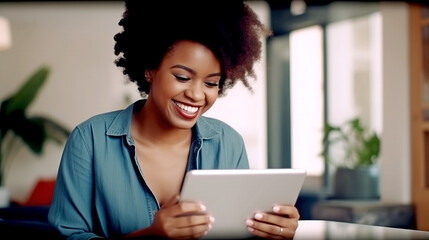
[
  {"left": 350, "top": 118, "right": 364, "bottom": 133},
  {"left": 322, "top": 117, "right": 381, "bottom": 168},
  {"left": 31, "top": 116, "right": 70, "bottom": 144},
  {"left": 4, "top": 67, "right": 50, "bottom": 115},
  {"left": 0, "top": 98, "right": 13, "bottom": 138},
  {"left": 7, "top": 110, "right": 45, "bottom": 154}
]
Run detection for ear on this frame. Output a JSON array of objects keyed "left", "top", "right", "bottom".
[{"left": 145, "top": 69, "right": 153, "bottom": 83}]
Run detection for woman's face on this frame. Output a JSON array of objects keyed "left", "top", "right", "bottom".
[{"left": 147, "top": 40, "right": 221, "bottom": 129}]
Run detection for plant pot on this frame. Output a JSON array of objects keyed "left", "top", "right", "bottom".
[
  {"left": 0, "top": 186, "right": 10, "bottom": 207},
  {"left": 333, "top": 166, "right": 379, "bottom": 199}
]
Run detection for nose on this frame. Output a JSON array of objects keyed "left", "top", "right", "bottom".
[{"left": 185, "top": 81, "right": 205, "bottom": 102}]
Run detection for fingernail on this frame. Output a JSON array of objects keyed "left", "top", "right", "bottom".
[
  {"left": 273, "top": 205, "right": 281, "bottom": 213},
  {"left": 210, "top": 216, "right": 215, "bottom": 223},
  {"left": 245, "top": 219, "right": 254, "bottom": 226},
  {"left": 254, "top": 213, "right": 263, "bottom": 220},
  {"left": 208, "top": 224, "right": 212, "bottom": 230},
  {"left": 247, "top": 227, "right": 255, "bottom": 232},
  {"left": 200, "top": 204, "right": 207, "bottom": 211}
]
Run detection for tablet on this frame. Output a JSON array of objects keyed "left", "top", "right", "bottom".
[{"left": 179, "top": 168, "right": 306, "bottom": 239}]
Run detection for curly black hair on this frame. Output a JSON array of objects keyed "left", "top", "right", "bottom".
[{"left": 114, "top": 1, "right": 268, "bottom": 97}]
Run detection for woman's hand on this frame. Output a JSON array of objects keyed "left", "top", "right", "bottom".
[
  {"left": 245, "top": 204, "right": 300, "bottom": 239},
  {"left": 125, "top": 194, "right": 215, "bottom": 239}
]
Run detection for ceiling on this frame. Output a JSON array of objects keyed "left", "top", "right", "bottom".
[{"left": 264, "top": 0, "right": 427, "bottom": 36}]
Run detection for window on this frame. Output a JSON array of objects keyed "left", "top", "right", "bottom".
[
  {"left": 289, "top": 26, "right": 325, "bottom": 176},
  {"left": 287, "top": 13, "right": 381, "bottom": 189}
]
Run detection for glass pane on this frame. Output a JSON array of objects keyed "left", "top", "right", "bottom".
[
  {"left": 424, "top": 132, "right": 429, "bottom": 188},
  {"left": 290, "top": 25, "right": 324, "bottom": 176},
  {"left": 423, "top": 26, "right": 429, "bottom": 103},
  {"left": 422, "top": 6, "right": 429, "bottom": 18}
]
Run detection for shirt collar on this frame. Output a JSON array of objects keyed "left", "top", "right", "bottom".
[
  {"left": 195, "top": 116, "right": 221, "bottom": 140},
  {"left": 106, "top": 100, "right": 136, "bottom": 139}
]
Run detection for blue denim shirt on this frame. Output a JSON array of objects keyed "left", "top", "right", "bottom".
[{"left": 48, "top": 100, "right": 249, "bottom": 239}]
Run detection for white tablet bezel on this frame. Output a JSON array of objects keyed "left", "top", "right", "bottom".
[{"left": 179, "top": 168, "right": 307, "bottom": 239}]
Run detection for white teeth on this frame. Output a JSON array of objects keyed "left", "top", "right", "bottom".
[{"left": 175, "top": 101, "right": 198, "bottom": 113}]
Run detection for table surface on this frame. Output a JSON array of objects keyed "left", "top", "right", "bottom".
[{"left": 295, "top": 220, "right": 429, "bottom": 239}]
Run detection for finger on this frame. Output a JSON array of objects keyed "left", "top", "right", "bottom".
[
  {"left": 246, "top": 218, "right": 296, "bottom": 240},
  {"left": 173, "top": 222, "right": 212, "bottom": 239},
  {"left": 247, "top": 225, "right": 282, "bottom": 240},
  {"left": 253, "top": 212, "right": 298, "bottom": 230},
  {"left": 272, "top": 205, "right": 300, "bottom": 219},
  {"left": 171, "top": 201, "right": 207, "bottom": 217},
  {"left": 246, "top": 212, "right": 298, "bottom": 238},
  {"left": 160, "top": 194, "right": 180, "bottom": 209},
  {"left": 173, "top": 214, "right": 215, "bottom": 228}
]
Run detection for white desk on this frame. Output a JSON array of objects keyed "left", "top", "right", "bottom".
[{"left": 295, "top": 220, "right": 429, "bottom": 239}]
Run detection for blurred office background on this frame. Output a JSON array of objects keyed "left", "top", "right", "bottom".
[{"left": 0, "top": 0, "right": 428, "bottom": 232}]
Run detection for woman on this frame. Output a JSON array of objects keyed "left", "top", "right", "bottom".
[{"left": 48, "top": 1, "right": 300, "bottom": 239}]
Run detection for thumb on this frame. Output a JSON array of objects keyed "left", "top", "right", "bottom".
[{"left": 160, "top": 194, "right": 180, "bottom": 209}]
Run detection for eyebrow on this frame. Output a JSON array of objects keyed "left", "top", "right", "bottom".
[{"left": 170, "top": 64, "right": 222, "bottom": 78}]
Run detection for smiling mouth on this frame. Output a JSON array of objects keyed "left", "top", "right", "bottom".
[{"left": 173, "top": 100, "right": 199, "bottom": 114}]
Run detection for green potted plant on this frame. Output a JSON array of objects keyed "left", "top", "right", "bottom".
[
  {"left": 321, "top": 117, "right": 381, "bottom": 199},
  {"left": 0, "top": 66, "right": 70, "bottom": 207}
]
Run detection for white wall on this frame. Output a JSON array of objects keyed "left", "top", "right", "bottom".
[
  {"left": 0, "top": 1, "right": 269, "bottom": 201},
  {"left": 0, "top": 2, "right": 136, "bottom": 201}
]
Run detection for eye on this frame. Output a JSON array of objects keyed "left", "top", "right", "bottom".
[
  {"left": 205, "top": 81, "right": 219, "bottom": 87},
  {"left": 174, "top": 75, "right": 190, "bottom": 81},
  {"left": 205, "top": 77, "right": 220, "bottom": 88}
]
